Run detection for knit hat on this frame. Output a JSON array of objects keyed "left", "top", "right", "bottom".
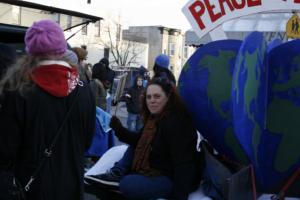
[
  {"left": 62, "top": 50, "right": 78, "bottom": 66},
  {"left": 155, "top": 54, "right": 169, "bottom": 69},
  {"left": 25, "top": 20, "right": 67, "bottom": 56}
]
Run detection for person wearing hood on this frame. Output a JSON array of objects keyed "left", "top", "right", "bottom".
[
  {"left": 125, "top": 75, "right": 145, "bottom": 132},
  {"left": 90, "top": 58, "right": 115, "bottom": 111},
  {"left": 92, "top": 58, "right": 115, "bottom": 91},
  {"left": 153, "top": 54, "right": 176, "bottom": 86},
  {"left": 138, "top": 65, "right": 150, "bottom": 88},
  {"left": 0, "top": 20, "right": 95, "bottom": 200}
]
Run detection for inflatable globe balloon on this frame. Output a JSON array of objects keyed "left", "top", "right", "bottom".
[
  {"left": 179, "top": 32, "right": 300, "bottom": 193},
  {"left": 267, "top": 38, "right": 282, "bottom": 53},
  {"left": 178, "top": 40, "right": 248, "bottom": 164},
  {"left": 231, "top": 31, "right": 268, "bottom": 187},
  {"left": 259, "top": 39, "right": 300, "bottom": 192},
  {"left": 233, "top": 33, "right": 300, "bottom": 191}
]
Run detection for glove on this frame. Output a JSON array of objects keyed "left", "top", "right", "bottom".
[{"left": 109, "top": 116, "right": 124, "bottom": 134}]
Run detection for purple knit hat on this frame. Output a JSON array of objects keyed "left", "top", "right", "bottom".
[{"left": 25, "top": 20, "right": 67, "bottom": 56}]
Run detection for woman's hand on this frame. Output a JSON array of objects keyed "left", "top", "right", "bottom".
[{"left": 109, "top": 116, "right": 124, "bottom": 133}]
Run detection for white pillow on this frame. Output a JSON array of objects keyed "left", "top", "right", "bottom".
[
  {"left": 85, "top": 145, "right": 128, "bottom": 176},
  {"left": 187, "top": 182, "right": 212, "bottom": 200}
]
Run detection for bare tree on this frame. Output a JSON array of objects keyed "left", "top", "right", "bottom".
[{"left": 100, "top": 20, "right": 146, "bottom": 67}]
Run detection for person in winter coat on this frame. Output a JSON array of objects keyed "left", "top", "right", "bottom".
[
  {"left": 153, "top": 54, "right": 176, "bottom": 86},
  {"left": 72, "top": 47, "right": 89, "bottom": 82},
  {"left": 125, "top": 75, "right": 145, "bottom": 132},
  {"left": 0, "top": 20, "right": 95, "bottom": 200},
  {"left": 138, "top": 65, "right": 149, "bottom": 88},
  {"left": 92, "top": 58, "right": 115, "bottom": 90},
  {"left": 86, "top": 77, "right": 198, "bottom": 200},
  {"left": 90, "top": 58, "right": 115, "bottom": 111}
]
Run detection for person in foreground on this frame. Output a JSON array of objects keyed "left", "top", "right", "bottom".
[
  {"left": 0, "top": 20, "right": 95, "bottom": 200},
  {"left": 86, "top": 77, "right": 198, "bottom": 200}
]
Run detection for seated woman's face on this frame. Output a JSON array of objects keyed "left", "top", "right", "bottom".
[{"left": 146, "top": 84, "right": 169, "bottom": 115}]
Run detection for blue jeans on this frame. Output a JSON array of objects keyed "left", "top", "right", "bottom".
[
  {"left": 127, "top": 113, "right": 143, "bottom": 132},
  {"left": 120, "top": 174, "right": 173, "bottom": 200},
  {"left": 111, "top": 146, "right": 173, "bottom": 200}
]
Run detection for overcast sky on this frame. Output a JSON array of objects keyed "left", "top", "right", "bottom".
[
  {"left": 95, "top": 0, "right": 192, "bottom": 31},
  {"left": 26, "top": 0, "right": 192, "bottom": 31}
]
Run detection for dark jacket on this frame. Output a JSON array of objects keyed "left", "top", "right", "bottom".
[
  {"left": 116, "top": 110, "right": 197, "bottom": 200},
  {"left": 0, "top": 64, "right": 95, "bottom": 200},
  {"left": 125, "top": 84, "right": 144, "bottom": 114},
  {"left": 92, "top": 59, "right": 115, "bottom": 91},
  {"left": 90, "top": 79, "right": 107, "bottom": 110},
  {"left": 153, "top": 64, "right": 176, "bottom": 86}
]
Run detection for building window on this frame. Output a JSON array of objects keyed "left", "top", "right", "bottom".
[
  {"left": 87, "top": 0, "right": 91, "bottom": 3},
  {"left": 82, "top": 18, "right": 88, "bottom": 35},
  {"left": 104, "top": 48, "right": 110, "bottom": 59},
  {"left": 169, "top": 43, "right": 175, "bottom": 56},
  {"left": 95, "top": 20, "right": 100, "bottom": 37},
  {"left": 54, "top": 13, "right": 60, "bottom": 24},
  {"left": 67, "top": 16, "right": 72, "bottom": 31},
  {"left": 184, "top": 47, "right": 188, "bottom": 59}
]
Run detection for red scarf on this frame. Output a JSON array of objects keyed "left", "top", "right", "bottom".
[{"left": 31, "top": 61, "right": 79, "bottom": 97}]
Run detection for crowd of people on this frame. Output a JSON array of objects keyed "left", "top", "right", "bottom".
[{"left": 0, "top": 19, "right": 201, "bottom": 200}]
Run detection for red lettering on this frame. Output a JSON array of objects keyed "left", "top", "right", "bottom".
[
  {"left": 231, "top": 0, "right": 246, "bottom": 9},
  {"left": 188, "top": 1, "right": 206, "bottom": 30},
  {"left": 247, "top": 0, "right": 262, "bottom": 7},
  {"left": 204, "top": 0, "right": 222, "bottom": 22},
  {"left": 219, "top": 0, "right": 234, "bottom": 15}
]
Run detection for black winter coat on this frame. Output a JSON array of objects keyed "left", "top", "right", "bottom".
[
  {"left": 116, "top": 110, "right": 198, "bottom": 200},
  {"left": 125, "top": 85, "right": 144, "bottom": 114},
  {"left": 0, "top": 84, "right": 95, "bottom": 200}
]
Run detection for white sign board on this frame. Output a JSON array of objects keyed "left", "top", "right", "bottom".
[{"left": 182, "top": 0, "right": 300, "bottom": 39}]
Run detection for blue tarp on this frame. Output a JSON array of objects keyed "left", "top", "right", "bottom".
[{"left": 85, "top": 107, "right": 115, "bottom": 157}]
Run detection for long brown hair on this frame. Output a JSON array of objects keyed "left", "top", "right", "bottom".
[
  {"left": 141, "top": 77, "right": 188, "bottom": 121},
  {"left": 0, "top": 55, "right": 41, "bottom": 95}
]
